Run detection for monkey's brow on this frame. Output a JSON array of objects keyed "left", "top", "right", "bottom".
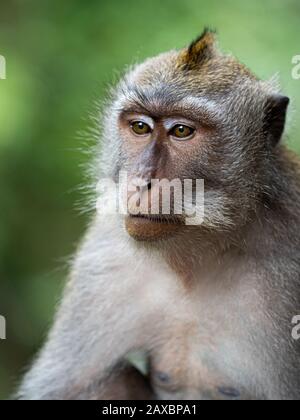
[
  {"left": 117, "top": 98, "right": 222, "bottom": 127},
  {"left": 116, "top": 84, "right": 223, "bottom": 125}
]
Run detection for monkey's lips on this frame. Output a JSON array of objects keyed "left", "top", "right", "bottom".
[{"left": 125, "top": 214, "right": 183, "bottom": 242}]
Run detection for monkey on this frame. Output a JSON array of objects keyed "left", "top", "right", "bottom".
[{"left": 17, "top": 29, "right": 300, "bottom": 400}]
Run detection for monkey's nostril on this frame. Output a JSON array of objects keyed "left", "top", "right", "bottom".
[
  {"left": 156, "top": 371, "right": 171, "bottom": 383},
  {"left": 147, "top": 182, "right": 152, "bottom": 191},
  {"left": 218, "top": 386, "right": 241, "bottom": 399}
]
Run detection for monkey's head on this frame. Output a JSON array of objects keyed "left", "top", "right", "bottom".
[{"left": 99, "top": 29, "right": 289, "bottom": 242}]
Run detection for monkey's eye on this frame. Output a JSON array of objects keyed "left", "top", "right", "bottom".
[
  {"left": 170, "top": 124, "right": 195, "bottom": 140},
  {"left": 130, "top": 121, "right": 152, "bottom": 136}
]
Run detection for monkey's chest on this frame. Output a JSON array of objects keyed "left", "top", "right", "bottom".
[
  {"left": 134, "top": 258, "right": 272, "bottom": 400},
  {"left": 150, "top": 328, "right": 255, "bottom": 400},
  {"left": 148, "top": 321, "right": 260, "bottom": 400},
  {"left": 146, "top": 283, "right": 267, "bottom": 400}
]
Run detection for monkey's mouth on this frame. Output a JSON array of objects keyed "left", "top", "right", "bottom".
[
  {"left": 128, "top": 213, "right": 183, "bottom": 224},
  {"left": 125, "top": 214, "right": 183, "bottom": 241}
]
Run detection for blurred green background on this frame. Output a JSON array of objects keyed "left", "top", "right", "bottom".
[{"left": 0, "top": 0, "right": 299, "bottom": 400}]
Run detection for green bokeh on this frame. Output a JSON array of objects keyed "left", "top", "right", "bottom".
[{"left": 0, "top": 0, "right": 299, "bottom": 399}]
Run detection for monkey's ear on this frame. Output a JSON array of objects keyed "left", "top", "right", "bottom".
[
  {"left": 181, "top": 28, "right": 217, "bottom": 68},
  {"left": 264, "top": 94, "right": 290, "bottom": 146}
]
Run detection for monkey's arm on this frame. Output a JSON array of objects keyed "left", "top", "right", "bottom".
[
  {"left": 18, "top": 218, "right": 156, "bottom": 400},
  {"left": 19, "top": 364, "right": 154, "bottom": 401}
]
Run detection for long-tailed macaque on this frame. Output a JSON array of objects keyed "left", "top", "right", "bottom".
[{"left": 18, "top": 30, "right": 300, "bottom": 400}]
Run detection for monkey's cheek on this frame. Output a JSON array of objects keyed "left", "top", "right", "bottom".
[{"left": 125, "top": 216, "right": 181, "bottom": 242}]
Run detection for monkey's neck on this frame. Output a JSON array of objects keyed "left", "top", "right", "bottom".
[
  {"left": 152, "top": 225, "right": 246, "bottom": 286},
  {"left": 159, "top": 200, "right": 295, "bottom": 285}
]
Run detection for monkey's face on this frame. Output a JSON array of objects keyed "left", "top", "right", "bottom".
[
  {"left": 118, "top": 108, "right": 212, "bottom": 241},
  {"left": 102, "top": 31, "right": 289, "bottom": 242}
]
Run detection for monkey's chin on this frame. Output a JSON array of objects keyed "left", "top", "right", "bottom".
[{"left": 125, "top": 215, "right": 182, "bottom": 242}]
